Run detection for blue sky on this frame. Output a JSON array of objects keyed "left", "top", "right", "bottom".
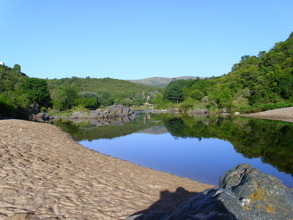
[{"left": 1, "top": 0, "right": 292, "bottom": 80}]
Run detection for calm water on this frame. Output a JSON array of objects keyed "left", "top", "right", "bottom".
[{"left": 53, "top": 113, "right": 293, "bottom": 187}]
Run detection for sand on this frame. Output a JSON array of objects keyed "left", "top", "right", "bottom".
[
  {"left": 0, "top": 119, "right": 212, "bottom": 220},
  {"left": 242, "top": 107, "right": 293, "bottom": 123}
]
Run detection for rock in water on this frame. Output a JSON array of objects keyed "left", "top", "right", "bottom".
[
  {"left": 164, "top": 164, "right": 293, "bottom": 220},
  {"left": 88, "top": 104, "right": 135, "bottom": 119}
]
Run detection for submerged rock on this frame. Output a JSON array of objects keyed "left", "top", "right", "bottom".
[{"left": 129, "top": 164, "right": 293, "bottom": 220}]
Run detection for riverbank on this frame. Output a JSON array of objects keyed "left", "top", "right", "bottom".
[
  {"left": 242, "top": 107, "right": 293, "bottom": 123},
  {"left": 0, "top": 119, "right": 212, "bottom": 219}
]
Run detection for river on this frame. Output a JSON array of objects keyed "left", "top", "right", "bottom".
[{"left": 52, "top": 113, "right": 293, "bottom": 187}]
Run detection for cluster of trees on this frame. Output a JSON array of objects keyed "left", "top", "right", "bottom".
[
  {"left": 47, "top": 77, "right": 161, "bottom": 111},
  {"left": 0, "top": 64, "right": 160, "bottom": 118},
  {"left": 1, "top": 32, "right": 292, "bottom": 118},
  {"left": 0, "top": 64, "right": 52, "bottom": 118},
  {"left": 160, "top": 32, "right": 293, "bottom": 112}
]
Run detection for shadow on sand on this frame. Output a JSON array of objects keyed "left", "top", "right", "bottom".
[
  {"left": 127, "top": 187, "right": 237, "bottom": 220},
  {"left": 127, "top": 187, "right": 197, "bottom": 220}
]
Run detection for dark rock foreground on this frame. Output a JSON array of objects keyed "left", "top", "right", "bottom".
[{"left": 129, "top": 164, "right": 293, "bottom": 220}]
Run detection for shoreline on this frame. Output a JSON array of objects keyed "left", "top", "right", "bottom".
[
  {"left": 0, "top": 119, "right": 212, "bottom": 219},
  {"left": 241, "top": 107, "right": 293, "bottom": 123}
]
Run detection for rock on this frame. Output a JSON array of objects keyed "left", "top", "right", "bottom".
[
  {"left": 69, "top": 111, "right": 88, "bottom": 119},
  {"left": 222, "top": 108, "right": 228, "bottom": 113},
  {"left": 28, "top": 103, "right": 40, "bottom": 114},
  {"left": 28, "top": 103, "right": 53, "bottom": 121},
  {"left": 234, "top": 112, "right": 240, "bottom": 115},
  {"left": 164, "top": 164, "right": 293, "bottom": 220},
  {"left": 201, "top": 96, "right": 209, "bottom": 103},
  {"left": 87, "top": 105, "right": 135, "bottom": 119},
  {"left": 189, "top": 108, "right": 207, "bottom": 114},
  {"left": 31, "top": 112, "right": 52, "bottom": 121}
]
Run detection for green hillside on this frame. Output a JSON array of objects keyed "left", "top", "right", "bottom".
[
  {"left": 161, "top": 32, "right": 293, "bottom": 113},
  {"left": 47, "top": 77, "right": 161, "bottom": 110},
  {"left": 1, "top": 32, "right": 292, "bottom": 118},
  {"left": 0, "top": 64, "right": 52, "bottom": 118},
  {"left": 129, "top": 76, "right": 197, "bottom": 87}
]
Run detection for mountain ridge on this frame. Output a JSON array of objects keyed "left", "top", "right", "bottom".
[{"left": 129, "top": 76, "right": 202, "bottom": 87}]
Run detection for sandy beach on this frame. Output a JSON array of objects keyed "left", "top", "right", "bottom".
[
  {"left": 0, "top": 119, "right": 212, "bottom": 220},
  {"left": 242, "top": 107, "right": 293, "bottom": 123}
]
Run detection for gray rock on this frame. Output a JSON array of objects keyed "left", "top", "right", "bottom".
[
  {"left": 131, "top": 164, "right": 293, "bottom": 220},
  {"left": 70, "top": 111, "right": 88, "bottom": 119},
  {"left": 87, "top": 105, "right": 135, "bottom": 119},
  {"left": 165, "top": 164, "right": 293, "bottom": 220},
  {"left": 201, "top": 96, "right": 209, "bottom": 103},
  {"left": 189, "top": 108, "right": 207, "bottom": 114},
  {"left": 32, "top": 112, "right": 52, "bottom": 121},
  {"left": 222, "top": 108, "right": 228, "bottom": 113},
  {"left": 28, "top": 103, "right": 40, "bottom": 114}
]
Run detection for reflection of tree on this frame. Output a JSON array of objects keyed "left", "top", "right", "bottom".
[{"left": 163, "top": 116, "right": 293, "bottom": 175}]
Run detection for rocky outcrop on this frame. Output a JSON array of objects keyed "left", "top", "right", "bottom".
[
  {"left": 30, "top": 112, "right": 54, "bottom": 121},
  {"left": 69, "top": 105, "right": 135, "bottom": 120},
  {"left": 28, "top": 103, "right": 54, "bottom": 121},
  {"left": 130, "top": 164, "right": 293, "bottom": 220},
  {"left": 188, "top": 108, "right": 208, "bottom": 114}
]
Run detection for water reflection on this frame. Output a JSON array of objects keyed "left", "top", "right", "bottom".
[
  {"left": 52, "top": 113, "right": 293, "bottom": 187},
  {"left": 162, "top": 115, "right": 293, "bottom": 176}
]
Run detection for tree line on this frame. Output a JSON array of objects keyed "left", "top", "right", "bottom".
[
  {"left": 1, "top": 32, "right": 292, "bottom": 118},
  {"left": 158, "top": 32, "right": 293, "bottom": 113},
  {"left": 47, "top": 77, "right": 161, "bottom": 111},
  {"left": 0, "top": 65, "right": 160, "bottom": 118}
]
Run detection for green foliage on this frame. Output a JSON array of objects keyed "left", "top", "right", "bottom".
[
  {"left": 0, "top": 94, "right": 17, "bottom": 118},
  {"left": 98, "top": 91, "right": 113, "bottom": 107},
  {"left": 13, "top": 64, "right": 21, "bottom": 73},
  {"left": 149, "top": 93, "right": 163, "bottom": 105},
  {"left": 164, "top": 79, "right": 193, "bottom": 103},
  {"left": 77, "top": 92, "right": 99, "bottom": 109},
  {"left": 0, "top": 64, "right": 51, "bottom": 118},
  {"left": 179, "top": 98, "right": 196, "bottom": 112},
  {"left": 160, "top": 32, "right": 293, "bottom": 112},
  {"left": 133, "top": 92, "right": 145, "bottom": 106},
  {"left": 51, "top": 86, "right": 78, "bottom": 110},
  {"left": 47, "top": 77, "right": 159, "bottom": 109},
  {"left": 162, "top": 115, "right": 293, "bottom": 174},
  {"left": 21, "top": 78, "right": 52, "bottom": 108}
]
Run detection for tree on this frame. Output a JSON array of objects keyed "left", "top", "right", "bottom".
[
  {"left": 133, "top": 92, "right": 145, "bottom": 105},
  {"left": 64, "top": 87, "right": 78, "bottom": 108},
  {"left": 21, "top": 78, "right": 52, "bottom": 108},
  {"left": 77, "top": 92, "right": 99, "bottom": 109},
  {"left": 13, "top": 64, "right": 21, "bottom": 73},
  {"left": 164, "top": 80, "right": 193, "bottom": 103},
  {"left": 98, "top": 91, "right": 113, "bottom": 106}
]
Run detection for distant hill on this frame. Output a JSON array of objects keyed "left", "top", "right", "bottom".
[{"left": 129, "top": 76, "right": 199, "bottom": 87}]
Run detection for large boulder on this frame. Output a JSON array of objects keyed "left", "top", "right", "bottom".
[
  {"left": 166, "top": 164, "right": 293, "bottom": 220},
  {"left": 30, "top": 112, "right": 53, "bottom": 121},
  {"left": 129, "top": 164, "right": 293, "bottom": 220},
  {"left": 70, "top": 111, "right": 88, "bottom": 119},
  {"left": 189, "top": 108, "right": 207, "bottom": 114},
  {"left": 88, "top": 105, "right": 135, "bottom": 119}
]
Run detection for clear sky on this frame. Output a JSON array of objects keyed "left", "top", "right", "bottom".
[{"left": 1, "top": 0, "right": 292, "bottom": 80}]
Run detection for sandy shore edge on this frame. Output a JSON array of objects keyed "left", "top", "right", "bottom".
[
  {"left": 0, "top": 119, "right": 212, "bottom": 219},
  {"left": 241, "top": 107, "right": 293, "bottom": 123}
]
